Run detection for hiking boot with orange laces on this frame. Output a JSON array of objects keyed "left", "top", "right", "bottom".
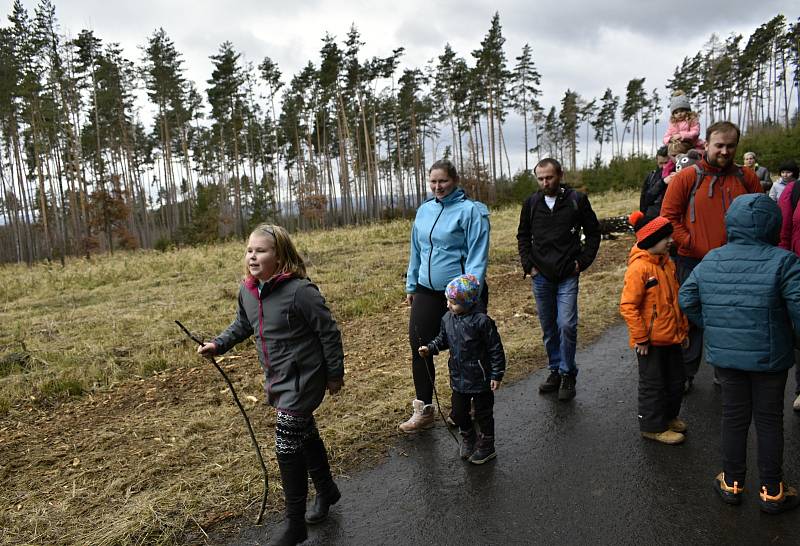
[
  {"left": 714, "top": 472, "right": 743, "bottom": 505},
  {"left": 759, "top": 482, "right": 800, "bottom": 514},
  {"left": 667, "top": 417, "right": 687, "bottom": 433},
  {"left": 398, "top": 399, "right": 435, "bottom": 433},
  {"left": 641, "top": 430, "right": 685, "bottom": 445}
]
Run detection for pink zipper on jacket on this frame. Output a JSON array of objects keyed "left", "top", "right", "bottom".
[{"left": 246, "top": 273, "right": 293, "bottom": 400}]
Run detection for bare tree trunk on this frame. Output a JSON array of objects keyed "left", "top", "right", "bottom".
[{"left": 487, "top": 90, "right": 497, "bottom": 184}]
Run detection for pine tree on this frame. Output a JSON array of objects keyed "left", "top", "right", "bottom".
[
  {"left": 207, "top": 41, "right": 245, "bottom": 237},
  {"left": 472, "top": 12, "right": 509, "bottom": 186},
  {"left": 509, "top": 43, "right": 541, "bottom": 172},
  {"left": 559, "top": 90, "right": 580, "bottom": 171}
]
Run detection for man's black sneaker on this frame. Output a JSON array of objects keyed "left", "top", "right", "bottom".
[
  {"left": 558, "top": 374, "right": 576, "bottom": 401},
  {"left": 539, "top": 371, "right": 561, "bottom": 393}
]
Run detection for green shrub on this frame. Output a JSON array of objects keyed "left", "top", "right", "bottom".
[
  {"left": 575, "top": 155, "right": 654, "bottom": 194},
  {"left": 501, "top": 155, "right": 655, "bottom": 204},
  {"left": 153, "top": 236, "right": 173, "bottom": 253}
]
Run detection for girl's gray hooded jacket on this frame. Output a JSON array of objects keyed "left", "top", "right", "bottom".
[{"left": 213, "top": 274, "right": 344, "bottom": 415}]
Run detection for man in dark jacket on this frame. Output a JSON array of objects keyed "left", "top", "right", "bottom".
[
  {"left": 516, "top": 158, "right": 601, "bottom": 400},
  {"left": 639, "top": 146, "right": 670, "bottom": 221}
]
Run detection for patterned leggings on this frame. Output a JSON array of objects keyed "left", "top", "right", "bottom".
[{"left": 275, "top": 411, "right": 318, "bottom": 456}]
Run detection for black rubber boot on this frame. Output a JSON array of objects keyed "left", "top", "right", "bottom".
[
  {"left": 269, "top": 453, "right": 308, "bottom": 546},
  {"left": 303, "top": 432, "right": 341, "bottom": 524},
  {"left": 469, "top": 433, "right": 496, "bottom": 465},
  {"left": 306, "top": 486, "right": 341, "bottom": 524},
  {"left": 459, "top": 428, "right": 477, "bottom": 460}
]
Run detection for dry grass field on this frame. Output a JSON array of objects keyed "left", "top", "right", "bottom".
[{"left": 0, "top": 190, "right": 638, "bottom": 545}]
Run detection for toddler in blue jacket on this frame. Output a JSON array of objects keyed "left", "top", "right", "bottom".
[
  {"left": 679, "top": 194, "right": 800, "bottom": 514},
  {"left": 418, "top": 274, "right": 506, "bottom": 464}
]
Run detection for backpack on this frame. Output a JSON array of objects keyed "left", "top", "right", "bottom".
[
  {"left": 529, "top": 188, "right": 579, "bottom": 218},
  {"left": 687, "top": 164, "right": 747, "bottom": 223}
]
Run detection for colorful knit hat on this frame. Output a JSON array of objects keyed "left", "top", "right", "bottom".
[
  {"left": 628, "top": 211, "right": 673, "bottom": 250},
  {"left": 445, "top": 274, "right": 481, "bottom": 307}
]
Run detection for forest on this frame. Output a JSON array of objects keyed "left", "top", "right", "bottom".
[{"left": 0, "top": 1, "right": 798, "bottom": 264}]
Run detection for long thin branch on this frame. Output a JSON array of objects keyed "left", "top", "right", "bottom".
[{"left": 175, "top": 320, "right": 269, "bottom": 525}]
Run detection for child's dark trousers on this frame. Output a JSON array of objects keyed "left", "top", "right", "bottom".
[
  {"left": 451, "top": 390, "right": 494, "bottom": 437},
  {"left": 637, "top": 344, "right": 685, "bottom": 432},
  {"left": 717, "top": 367, "right": 788, "bottom": 492}
]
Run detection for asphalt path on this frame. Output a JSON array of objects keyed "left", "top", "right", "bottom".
[{"left": 221, "top": 323, "right": 800, "bottom": 545}]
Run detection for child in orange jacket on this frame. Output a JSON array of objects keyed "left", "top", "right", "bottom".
[{"left": 620, "top": 212, "right": 689, "bottom": 445}]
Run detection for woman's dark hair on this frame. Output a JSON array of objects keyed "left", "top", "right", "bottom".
[
  {"left": 656, "top": 146, "right": 669, "bottom": 158},
  {"left": 429, "top": 159, "right": 459, "bottom": 182}
]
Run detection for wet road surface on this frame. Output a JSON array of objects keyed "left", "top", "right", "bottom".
[{"left": 222, "top": 324, "right": 800, "bottom": 545}]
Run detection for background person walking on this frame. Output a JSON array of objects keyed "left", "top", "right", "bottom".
[
  {"left": 777, "top": 164, "right": 800, "bottom": 411},
  {"left": 516, "top": 158, "right": 601, "bottom": 401},
  {"left": 743, "top": 151, "right": 772, "bottom": 192}
]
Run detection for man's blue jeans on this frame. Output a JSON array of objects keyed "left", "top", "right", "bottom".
[{"left": 532, "top": 273, "right": 579, "bottom": 376}]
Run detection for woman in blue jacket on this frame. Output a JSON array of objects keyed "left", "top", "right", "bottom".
[
  {"left": 399, "top": 159, "right": 491, "bottom": 433},
  {"left": 679, "top": 193, "right": 800, "bottom": 514}
]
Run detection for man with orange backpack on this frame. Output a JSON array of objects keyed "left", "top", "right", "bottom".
[{"left": 660, "top": 121, "right": 763, "bottom": 391}]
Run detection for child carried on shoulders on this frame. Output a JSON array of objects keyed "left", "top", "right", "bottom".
[{"left": 662, "top": 90, "right": 704, "bottom": 180}]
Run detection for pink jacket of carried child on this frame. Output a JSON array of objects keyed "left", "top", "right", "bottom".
[{"left": 663, "top": 119, "right": 704, "bottom": 149}]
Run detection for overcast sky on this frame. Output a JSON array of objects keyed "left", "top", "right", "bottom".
[{"left": 11, "top": 0, "right": 798, "bottom": 166}]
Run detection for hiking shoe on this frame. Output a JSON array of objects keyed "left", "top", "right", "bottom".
[
  {"left": 641, "top": 430, "right": 685, "bottom": 445},
  {"left": 759, "top": 483, "right": 800, "bottom": 514},
  {"left": 714, "top": 472, "right": 743, "bottom": 505},
  {"left": 793, "top": 393, "right": 800, "bottom": 412},
  {"left": 468, "top": 434, "right": 496, "bottom": 465},
  {"left": 667, "top": 417, "right": 688, "bottom": 433},
  {"left": 539, "top": 371, "right": 561, "bottom": 393},
  {"left": 558, "top": 374, "right": 576, "bottom": 401},
  {"left": 305, "top": 486, "right": 341, "bottom": 524},
  {"left": 398, "top": 399, "right": 435, "bottom": 433},
  {"left": 459, "top": 429, "right": 477, "bottom": 460}
]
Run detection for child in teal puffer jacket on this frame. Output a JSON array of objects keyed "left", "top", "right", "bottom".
[{"left": 679, "top": 193, "right": 800, "bottom": 514}]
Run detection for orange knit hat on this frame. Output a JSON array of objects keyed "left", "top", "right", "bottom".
[{"left": 628, "top": 211, "right": 673, "bottom": 250}]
